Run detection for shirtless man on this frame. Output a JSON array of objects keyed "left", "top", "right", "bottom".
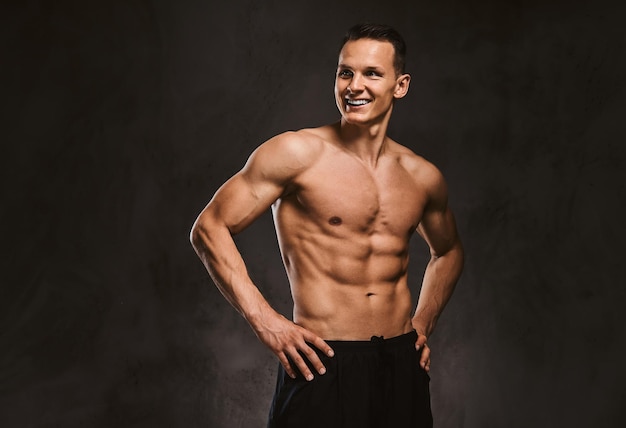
[{"left": 191, "top": 23, "right": 464, "bottom": 427}]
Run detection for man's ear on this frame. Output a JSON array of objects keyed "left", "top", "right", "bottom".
[{"left": 394, "top": 73, "right": 411, "bottom": 99}]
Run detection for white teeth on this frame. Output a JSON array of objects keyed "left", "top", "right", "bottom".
[{"left": 346, "top": 99, "right": 370, "bottom": 106}]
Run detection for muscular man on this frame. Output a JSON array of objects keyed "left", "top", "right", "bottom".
[{"left": 191, "top": 23, "right": 464, "bottom": 427}]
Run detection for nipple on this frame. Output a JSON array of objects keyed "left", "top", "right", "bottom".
[{"left": 328, "top": 216, "right": 343, "bottom": 226}]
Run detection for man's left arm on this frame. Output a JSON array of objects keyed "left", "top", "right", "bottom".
[{"left": 412, "top": 170, "right": 464, "bottom": 371}]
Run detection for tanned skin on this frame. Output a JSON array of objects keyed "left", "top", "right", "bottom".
[{"left": 191, "top": 38, "right": 464, "bottom": 382}]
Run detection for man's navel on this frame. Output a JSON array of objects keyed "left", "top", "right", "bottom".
[{"left": 328, "top": 216, "right": 343, "bottom": 226}]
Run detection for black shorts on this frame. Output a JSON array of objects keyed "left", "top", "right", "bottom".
[{"left": 267, "top": 330, "right": 432, "bottom": 428}]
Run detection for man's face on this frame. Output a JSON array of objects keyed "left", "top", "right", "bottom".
[{"left": 334, "top": 38, "right": 409, "bottom": 126}]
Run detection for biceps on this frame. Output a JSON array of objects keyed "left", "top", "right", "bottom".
[
  {"left": 205, "top": 173, "right": 283, "bottom": 234},
  {"left": 417, "top": 207, "right": 459, "bottom": 257}
]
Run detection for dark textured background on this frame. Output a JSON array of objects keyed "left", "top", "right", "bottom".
[{"left": 2, "top": 0, "right": 625, "bottom": 427}]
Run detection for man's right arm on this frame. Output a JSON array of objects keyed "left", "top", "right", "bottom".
[{"left": 190, "top": 133, "right": 334, "bottom": 381}]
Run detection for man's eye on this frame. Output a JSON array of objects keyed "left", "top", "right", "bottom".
[
  {"left": 338, "top": 70, "right": 353, "bottom": 78},
  {"left": 365, "top": 70, "right": 380, "bottom": 77}
]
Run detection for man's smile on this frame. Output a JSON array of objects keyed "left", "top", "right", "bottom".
[{"left": 345, "top": 99, "right": 372, "bottom": 106}]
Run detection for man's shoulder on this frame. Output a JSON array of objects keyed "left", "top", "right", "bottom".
[
  {"left": 387, "top": 139, "right": 447, "bottom": 199},
  {"left": 243, "top": 127, "right": 331, "bottom": 181},
  {"left": 387, "top": 140, "right": 440, "bottom": 177},
  {"left": 255, "top": 128, "right": 328, "bottom": 161}
]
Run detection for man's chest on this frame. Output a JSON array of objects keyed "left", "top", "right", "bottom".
[{"left": 290, "top": 157, "right": 427, "bottom": 235}]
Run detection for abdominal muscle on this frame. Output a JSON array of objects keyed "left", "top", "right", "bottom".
[
  {"left": 275, "top": 215, "right": 416, "bottom": 341},
  {"left": 292, "top": 275, "right": 415, "bottom": 341}
]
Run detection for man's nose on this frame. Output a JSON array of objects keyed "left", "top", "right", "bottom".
[{"left": 347, "top": 74, "right": 364, "bottom": 92}]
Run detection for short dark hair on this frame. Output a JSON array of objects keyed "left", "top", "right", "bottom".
[{"left": 340, "top": 23, "right": 407, "bottom": 75}]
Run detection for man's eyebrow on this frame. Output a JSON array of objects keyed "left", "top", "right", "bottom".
[{"left": 337, "top": 64, "right": 386, "bottom": 73}]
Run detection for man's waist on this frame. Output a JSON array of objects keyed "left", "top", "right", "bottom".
[
  {"left": 323, "top": 330, "right": 417, "bottom": 348},
  {"left": 295, "top": 314, "right": 414, "bottom": 342}
]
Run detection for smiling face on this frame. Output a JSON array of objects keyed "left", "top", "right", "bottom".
[{"left": 334, "top": 38, "right": 410, "bottom": 127}]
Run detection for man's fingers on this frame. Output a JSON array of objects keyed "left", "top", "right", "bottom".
[
  {"left": 268, "top": 323, "right": 335, "bottom": 381},
  {"left": 415, "top": 333, "right": 428, "bottom": 351},
  {"left": 310, "top": 336, "right": 335, "bottom": 358},
  {"left": 420, "top": 344, "right": 431, "bottom": 372},
  {"left": 299, "top": 344, "right": 327, "bottom": 376},
  {"left": 414, "top": 333, "right": 430, "bottom": 372},
  {"left": 277, "top": 353, "right": 297, "bottom": 379},
  {"left": 298, "top": 332, "right": 334, "bottom": 377},
  {"left": 288, "top": 348, "right": 315, "bottom": 381}
]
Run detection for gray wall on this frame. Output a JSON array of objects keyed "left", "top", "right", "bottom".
[{"left": 2, "top": 0, "right": 625, "bottom": 427}]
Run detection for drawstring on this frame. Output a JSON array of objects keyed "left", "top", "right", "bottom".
[{"left": 370, "top": 335, "right": 393, "bottom": 425}]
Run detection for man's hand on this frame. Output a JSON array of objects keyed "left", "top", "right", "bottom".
[
  {"left": 415, "top": 333, "right": 431, "bottom": 372},
  {"left": 252, "top": 312, "right": 334, "bottom": 381}
]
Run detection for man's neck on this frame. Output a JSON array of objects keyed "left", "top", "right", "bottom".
[{"left": 336, "top": 119, "right": 390, "bottom": 168}]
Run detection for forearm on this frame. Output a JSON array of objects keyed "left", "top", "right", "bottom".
[
  {"left": 190, "top": 218, "right": 277, "bottom": 328},
  {"left": 412, "top": 241, "right": 464, "bottom": 337}
]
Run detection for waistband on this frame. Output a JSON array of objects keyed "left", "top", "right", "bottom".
[{"left": 323, "top": 330, "right": 418, "bottom": 351}]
